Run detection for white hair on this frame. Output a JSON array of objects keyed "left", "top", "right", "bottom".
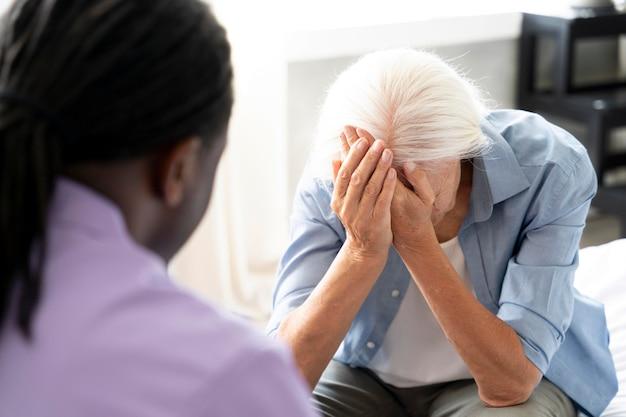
[{"left": 310, "top": 49, "right": 490, "bottom": 176}]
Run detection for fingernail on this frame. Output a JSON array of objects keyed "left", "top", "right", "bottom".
[
  {"left": 404, "top": 162, "right": 416, "bottom": 172},
  {"left": 373, "top": 140, "right": 384, "bottom": 152},
  {"left": 382, "top": 149, "right": 391, "bottom": 162},
  {"left": 357, "top": 138, "right": 366, "bottom": 150}
]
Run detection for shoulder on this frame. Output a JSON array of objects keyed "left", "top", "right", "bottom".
[
  {"left": 483, "top": 110, "right": 597, "bottom": 225},
  {"left": 131, "top": 286, "right": 313, "bottom": 416},
  {"left": 484, "top": 109, "right": 591, "bottom": 177},
  {"left": 292, "top": 175, "right": 343, "bottom": 228},
  {"left": 69, "top": 281, "right": 296, "bottom": 414},
  {"left": 87, "top": 279, "right": 282, "bottom": 372},
  {"left": 294, "top": 175, "right": 334, "bottom": 207},
  {"left": 187, "top": 342, "right": 314, "bottom": 417}
]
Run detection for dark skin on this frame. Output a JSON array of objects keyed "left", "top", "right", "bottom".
[{"left": 64, "top": 134, "right": 227, "bottom": 261}]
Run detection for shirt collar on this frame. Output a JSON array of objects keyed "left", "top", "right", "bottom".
[
  {"left": 465, "top": 118, "right": 531, "bottom": 225},
  {"left": 48, "top": 176, "right": 167, "bottom": 271},
  {"left": 50, "top": 177, "right": 129, "bottom": 239}
]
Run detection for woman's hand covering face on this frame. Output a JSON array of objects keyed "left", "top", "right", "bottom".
[
  {"left": 330, "top": 127, "right": 397, "bottom": 258},
  {"left": 339, "top": 126, "right": 453, "bottom": 250}
]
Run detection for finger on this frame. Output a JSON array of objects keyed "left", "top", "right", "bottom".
[
  {"left": 393, "top": 174, "right": 415, "bottom": 203},
  {"left": 374, "top": 168, "right": 397, "bottom": 217},
  {"left": 403, "top": 162, "right": 436, "bottom": 205},
  {"left": 332, "top": 160, "right": 342, "bottom": 182},
  {"left": 339, "top": 133, "right": 349, "bottom": 160},
  {"left": 333, "top": 137, "right": 370, "bottom": 200},
  {"left": 396, "top": 170, "right": 414, "bottom": 192},
  {"left": 390, "top": 176, "right": 410, "bottom": 210},
  {"left": 344, "top": 139, "right": 386, "bottom": 211},
  {"left": 355, "top": 127, "right": 376, "bottom": 146},
  {"left": 357, "top": 148, "right": 393, "bottom": 214},
  {"left": 343, "top": 126, "right": 360, "bottom": 147}
]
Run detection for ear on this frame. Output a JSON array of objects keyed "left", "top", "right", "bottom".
[{"left": 152, "top": 137, "right": 203, "bottom": 208}]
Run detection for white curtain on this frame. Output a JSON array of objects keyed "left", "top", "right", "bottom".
[{"left": 169, "top": 0, "right": 289, "bottom": 325}]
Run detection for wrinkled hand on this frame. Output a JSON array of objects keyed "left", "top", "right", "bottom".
[
  {"left": 340, "top": 127, "right": 436, "bottom": 252},
  {"left": 331, "top": 127, "right": 397, "bottom": 259},
  {"left": 389, "top": 161, "right": 436, "bottom": 250}
]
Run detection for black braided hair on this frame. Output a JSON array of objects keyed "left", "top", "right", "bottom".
[{"left": 0, "top": 0, "right": 233, "bottom": 339}]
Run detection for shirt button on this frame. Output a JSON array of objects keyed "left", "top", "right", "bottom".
[
  {"left": 391, "top": 289, "right": 400, "bottom": 298},
  {"left": 366, "top": 341, "right": 376, "bottom": 349}
]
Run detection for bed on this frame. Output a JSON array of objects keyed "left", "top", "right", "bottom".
[{"left": 575, "top": 239, "right": 626, "bottom": 416}]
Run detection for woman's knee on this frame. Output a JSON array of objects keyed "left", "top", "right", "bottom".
[
  {"left": 312, "top": 360, "right": 406, "bottom": 417},
  {"left": 430, "top": 379, "right": 576, "bottom": 417}
]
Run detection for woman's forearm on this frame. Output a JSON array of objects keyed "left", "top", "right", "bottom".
[
  {"left": 277, "top": 242, "right": 387, "bottom": 388},
  {"left": 396, "top": 226, "right": 542, "bottom": 406},
  {"left": 277, "top": 132, "right": 394, "bottom": 388}
]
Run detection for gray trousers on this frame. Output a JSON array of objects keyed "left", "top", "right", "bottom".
[{"left": 313, "top": 360, "right": 576, "bottom": 417}]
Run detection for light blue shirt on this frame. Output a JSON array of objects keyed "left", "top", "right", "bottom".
[{"left": 268, "top": 110, "right": 618, "bottom": 417}]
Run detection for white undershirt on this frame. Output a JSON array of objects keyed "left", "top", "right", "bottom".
[{"left": 368, "top": 237, "right": 474, "bottom": 387}]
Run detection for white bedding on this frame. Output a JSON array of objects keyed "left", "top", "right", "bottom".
[{"left": 575, "top": 239, "right": 626, "bottom": 416}]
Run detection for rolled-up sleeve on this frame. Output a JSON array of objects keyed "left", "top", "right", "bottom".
[
  {"left": 496, "top": 153, "right": 597, "bottom": 374},
  {"left": 266, "top": 177, "right": 343, "bottom": 337}
]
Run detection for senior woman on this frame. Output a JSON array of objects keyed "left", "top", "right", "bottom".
[{"left": 268, "top": 49, "right": 618, "bottom": 417}]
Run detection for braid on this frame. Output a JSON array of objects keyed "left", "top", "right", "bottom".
[{"left": 0, "top": 0, "right": 233, "bottom": 338}]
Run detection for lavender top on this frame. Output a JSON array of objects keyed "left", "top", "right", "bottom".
[{"left": 0, "top": 178, "right": 315, "bottom": 417}]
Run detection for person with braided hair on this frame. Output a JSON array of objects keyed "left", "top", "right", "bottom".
[{"left": 0, "top": 1, "right": 316, "bottom": 416}]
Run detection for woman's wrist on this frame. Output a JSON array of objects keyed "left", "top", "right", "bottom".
[
  {"left": 393, "top": 222, "right": 438, "bottom": 258},
  {"left": 343, "top": 237, "right": 389, "bottom": 268}
]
